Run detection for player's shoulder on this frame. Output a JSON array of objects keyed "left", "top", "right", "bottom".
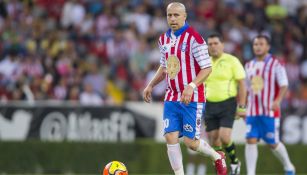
[
  {"left": 158, "top": 32, "right": 168, "bottom": 45},
  {"left": 186, "top": 27, "right": 205, "bottom": 44},
  {"left": 271, "top": 55, "right": 285, "bottom": 65},
  {"left": 223, "top": 53, "right": 239, "bottom": 60},
  {"left": 245, "top": 59, "right": 254, "bottom": 68}
]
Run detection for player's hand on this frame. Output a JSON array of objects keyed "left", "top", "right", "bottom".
[
  {"left": 180, "top": 85, "right": 194, "bottom": 105},
  {"left": 235, "top": 111, "right": 246, "bottom": 120},
  {"left": 143, "top": 85, "right": 153, "bottom": 103},
  {"left": 235, "top": 105, "right": 246, "bottom": 120},
  {"left": 271, "top": 99, "right": 280, "bottom": 111}
]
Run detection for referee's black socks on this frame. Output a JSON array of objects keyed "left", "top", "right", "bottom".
[{"left": 224, "top": 141, "right": 239, "bottom": 164}]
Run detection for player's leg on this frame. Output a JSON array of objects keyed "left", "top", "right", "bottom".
[
  {"left": 181, "top": 102, "right": 227, "bottom": 175},
  {"left": 207, "top": 129, "right": 223, "bottom": 151},
  {"left": 261, "top": 117, "right": 295, "bottom": 174},
  {"left": 245, "top": 116, "right": 260, "bottom": 175},
  {"left": 219, "top": 98, "right": 241, "bottom": 175},
  {"left": 186, "top": 148, "right": 197, "bottom": 175},
  {"left": 204, "top": 105, "right": 223, "bottom": 152},
  {"left": 163, "top": 102, "right": 184, "bottom": 175},
  {"left": 218, "top": 98, "right": 241, "bottom": 174},
  {"left": 220, "top": 127, "right": 241, "bottom": 175},
  {"left": 186, "top": 126, "right": 207, "bottom": 175}
]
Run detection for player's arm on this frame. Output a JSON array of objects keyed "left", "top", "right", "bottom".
[
  {"left": 181, "top": 37, "right": 212, "bottom": 104},
  {"left": 143, "top": 66, "right": 166, "bottom": 103},
  {"left": 237, "top": 79, "right": 247, "bottom": 106},
  {"left": 190, "top": 67, "right": 212, "bottom": 87},
  {"left": 271, "top": 85, "right": 287, "bottom": 111},
  {"left": 236, "top": 79, "right": 247, "bottom": 118},
  {"left": 233, "top": 58, "right": 247, "bottom": 117},
  {"left": 271, "top": 61, "right": 288, "bottom": 111},
  {"left": 143, "top": 38, "right": 167, "bottom": 103}
]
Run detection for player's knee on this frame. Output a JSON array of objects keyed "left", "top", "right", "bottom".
[
  {"left": 164, "top": 132, "right": 180, "bottom": 144},
  {"left": 246, "top": 138, "right": 258, "bottom": 144},
  {"left": 220, "top": 136, "right": 231, "bottom": 145},
  {"left": 268, "top": 143, "right": 278, "bottom": 149},
  {"left": 183, "top": 138, "right": 198, "bottom": 151}
]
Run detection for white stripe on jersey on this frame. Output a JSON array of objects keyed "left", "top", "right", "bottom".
[
  {"left": 181, "top": 33, "right": 190, "bottom": 89},
  {"left": 191, "top": 40, "right": 211, "bottom": 69},
  {"left": 172, "top": 33, "right": 182, "bottom": 101},
  {"left": 276, "top": 62, "right": 288, "bottom": 87},
  {"left": 195, "top": 103, "right": 204, "bottom": 140},
  {"left": 274, "top": 118, "right": 280, "bottom": 143},
  {"left": 159, "top": 37, "right": 166, "bottom": 68},
  {"left": 269, "top": 60, "right": 277, "bottom": 117},
  {"left": 262, "top": 58, "right": 271, "bottom": 116},
  {"left": 190, "top": 37, "right": 197, "bottom": 102}
]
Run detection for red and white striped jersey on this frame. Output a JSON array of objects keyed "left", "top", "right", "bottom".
[
  {"left": 159, "top": 24, "right": 211, "bottom": 102},
  {"left": 245, "top": 55, "right": 288, "bottom": 118}
]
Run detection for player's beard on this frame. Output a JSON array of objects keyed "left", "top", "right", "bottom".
[{"left": 255, "top": 52, "right": 267, "bottom": 60}]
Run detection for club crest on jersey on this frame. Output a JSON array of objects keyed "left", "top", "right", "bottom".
[
  {"left": 180, "top": 42, "right": 187, "bottom": 52},
  {"left": 167, "top": 55, "right": 180, "bottom": 79}
]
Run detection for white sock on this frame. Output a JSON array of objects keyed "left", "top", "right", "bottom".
[
  {"left": 174, "top": 167, "right": 184, "bottom": 175},
  {"left": 271, "top": 143, "right": 295, "bottom": 171},
  {"left": 196, "top": 139, "right": 221, "bottom": 160},
  {"left": 186, "top": 163, "right": 194, "bottom": 175},
  {"left": 167, "top": 143, "right": 184, "bottom": 175},
  {"left": 245, "top": 144, "right": 258, "bottom": 175},
  {"left": 197, "top": 164, "right": 206, "bottom": 175}
]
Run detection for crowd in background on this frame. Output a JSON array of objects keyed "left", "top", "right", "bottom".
[{"left": 0, "top": 0, "right": 306, "bottom": 109}]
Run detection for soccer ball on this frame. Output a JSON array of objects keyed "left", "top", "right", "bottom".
[{"left": 103, "top": 161, "right": 128, "bottom": 175}]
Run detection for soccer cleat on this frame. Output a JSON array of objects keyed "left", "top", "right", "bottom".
[
  {"left": 230, "top": 161, "right": 241, "bottom": 175},
  {"left": 285, "top": 170, "right": 295, "bottom": 175},
  {"left": 214, "top": 151, "right": 227, "bottom": 175}
]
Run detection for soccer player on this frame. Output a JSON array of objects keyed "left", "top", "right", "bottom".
[
  {"left": 204, "top": 33, "right": 246, "bottom": 175},
  {"left": 245, "top": 35, "right": 295, "bottom": 175},
  {"left": 143, "top": 2, "right": 227, "bottom": 175}
]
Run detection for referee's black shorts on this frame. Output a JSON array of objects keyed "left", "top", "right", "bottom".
[{"left": 204, "top": 97, "right": 237, "bottom": 132}]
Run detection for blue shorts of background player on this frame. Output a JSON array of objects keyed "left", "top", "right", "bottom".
[
  {"left": 245, "top": 116, "right": 280, "bottom": 144},
  {"left": 163, "top": 101, "right": 205, "bottom": 139}
]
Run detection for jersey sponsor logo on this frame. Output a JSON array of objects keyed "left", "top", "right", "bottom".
[
  {"left": 167, "top": 55, "right": 180, "bottom": 79},
  {"left": 183, "top": 124, "right": 193, "bottom": 132}
]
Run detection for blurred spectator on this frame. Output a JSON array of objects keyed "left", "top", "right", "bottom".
[
  {"left": 80, "top": 84, "right": 103, "bottom": 106},
  {"left": 0, "top": 0, "right": 304, "bottom": 110}
]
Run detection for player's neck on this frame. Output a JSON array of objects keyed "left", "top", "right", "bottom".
[
  {"left": 212, "top": 53, "right": 223, "bottom": 61},
  {"left": 256, "top": 53, "right": 269, "bottom": 61}
]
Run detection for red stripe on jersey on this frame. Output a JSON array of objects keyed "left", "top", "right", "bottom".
[
  {"left": 261, "top": 60, "right": 270, "bottom": 115},
  {"left": 194, "top": 58, "right": 205, "bottom": 102},
  {"left": 165, "top": 37, "right": 171, "bottom": 101},
  {"left": 177, "top": 32, "right": 186, "bottom": 92},
  {"left": 185, "top": 34, "right": 193, "bottom": 101},
  {"left": 161, "top": 34, "right": 165, "bottom": 45},
  {"left": 267, "top": 59, "right": 275, "bottom": 117},
  {"left": 274, "top": 80, "right": 280, "bottom": 117},
  {"left": 198, "top": 84, "right": 205, "bottom": 102},
  {"left": 255, "top": 94, "right": 259, "bottom": 115},
  {"left": 169, "top": 45, "right": 177, "bottom": 101}
]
